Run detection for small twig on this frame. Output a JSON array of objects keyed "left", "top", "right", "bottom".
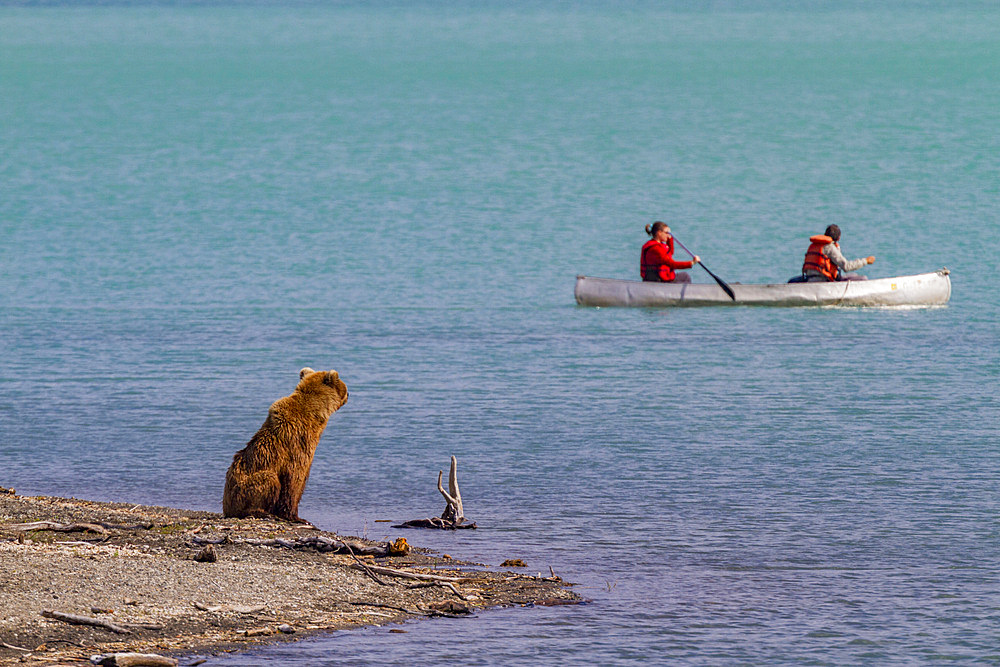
[
  {"left": 341, "top": 542, "right": 391, "bottom": 586},
  {"left": 405, "top": 581, "right": 469, "bottom": 600},
  {"left": 95, "top": 521, "right": 154, "bottom": 531},
  {"left": 31, "top": 638, "right": 85, "bottom": 647},
  {"left": 0, "top": 641, "right": 30, "bottom": 652},
  {"left": 350, "top": 563, "right": 469, "bottom": 583},
  {"left": 122, "top": 621, "right": 164, "bottom": 631},
  {"left": 440, "top": 582, "right": 468, "bottom": 600},
  {"left": 347, "top": 601, "right": 428, "bottom": 616}
]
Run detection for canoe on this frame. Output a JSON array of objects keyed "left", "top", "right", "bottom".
[{"left": 574, "top": 269, "right": 951, "bottom": 308}]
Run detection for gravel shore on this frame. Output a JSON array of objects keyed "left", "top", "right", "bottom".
[{"left": 0, "top": 491, "right": 577, "bottom": 666}]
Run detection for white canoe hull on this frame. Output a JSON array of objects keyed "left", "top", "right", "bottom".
[{"left": 575, "top": 269, "right": 951, "bottom": 308}]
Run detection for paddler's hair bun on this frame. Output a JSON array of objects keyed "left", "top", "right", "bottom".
[{"left": 646, "top": 221, "right": 667, "bottom": 237}]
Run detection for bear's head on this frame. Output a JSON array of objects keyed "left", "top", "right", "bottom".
[{"left": 295, "top": 367, "right": 349, "bottom": 416}]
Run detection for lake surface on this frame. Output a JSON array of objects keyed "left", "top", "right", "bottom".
[{"left": 2, "top": 2, "right": 999, "bottom": 664}]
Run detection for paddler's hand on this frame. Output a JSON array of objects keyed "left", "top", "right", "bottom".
[
  {"left": 866, "top": 256, "right": 875, "bottom": 264},
  {"left": 692, "top": 256, "right": 700, "bottom": 264}
]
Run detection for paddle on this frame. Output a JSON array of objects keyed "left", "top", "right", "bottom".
[{"left": 672, "top": 236, "right": 736, "bottom": 301}]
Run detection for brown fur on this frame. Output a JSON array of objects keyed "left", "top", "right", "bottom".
[{"left": 223, "top": 368, "right": 348, "bottom": 523}]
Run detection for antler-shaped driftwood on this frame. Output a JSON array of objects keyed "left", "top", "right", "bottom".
[
  {"left": 394, "top": 456, "right": 476, "bottom": 530},
  {"left": 438, "top": 455, "right": 464, "bottom": 524}
]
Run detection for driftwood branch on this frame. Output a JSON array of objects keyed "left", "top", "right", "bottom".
[
  {"left": 4, "top": 521, "right": 109, "bottom": 535},
  {"left": 95, "top": 653, "right": 178, "bottom": 667},
  {"left": 393, "top": 516, "right": 477, "bottom": 530},
  {"left": 41, "top": 609, "right": 131, "bottom": 634},
  {"left": 0, "top": 520, "right": 152, "bottom": 534},
  {"left": 39, "top": 608, "right": 162, "bottom": 633},
  {"left": 394, "top": 456, "right": 477, "bottom": 530},
  {"left": 95, "top": 521, "right": 153, "bottom": 531},
  {"left": 206, "top": 534, "right": 398, "bottom": 557}
]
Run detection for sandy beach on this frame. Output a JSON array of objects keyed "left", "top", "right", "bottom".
[{"left": 0, "top": 491, "right": 577, "bottom": 666}]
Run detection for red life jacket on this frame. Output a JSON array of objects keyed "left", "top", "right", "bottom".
[
  {"left": 640, "top": 238, "right": 677, "bottom": 282},
  {"left": 802, "top": 235, "right": 839, "bottom": 281}
]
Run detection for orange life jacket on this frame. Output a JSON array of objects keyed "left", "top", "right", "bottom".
[{"left": 802, "top": 235, "right": 839, "bottom": 281}]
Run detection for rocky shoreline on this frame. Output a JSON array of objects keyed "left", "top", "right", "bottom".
[{"left": 0, "top": 491, "right": 577, "bottom": 666}]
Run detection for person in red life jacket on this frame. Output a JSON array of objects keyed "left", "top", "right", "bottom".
[
  {"left": 799, "top": 224, "right": 875, "bottom": 282},
  {"left": 640, "top": 221, "right": 700, "bottom": 283}
]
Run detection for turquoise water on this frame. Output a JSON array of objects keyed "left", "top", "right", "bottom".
[{"left": 2, "top": 2, "right": 999, "bottom": 664}]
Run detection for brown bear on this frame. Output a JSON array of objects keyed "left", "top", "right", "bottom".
[{"left": 223, "top": 367, "right": 348, "bottom": 523}]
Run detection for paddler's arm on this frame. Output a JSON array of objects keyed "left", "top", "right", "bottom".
[
  {"left": 824, "top": 243, "right": 871, "bottom": 273},
  {"left": 663, "top": 252, "right": 699, "bottom": 270}
]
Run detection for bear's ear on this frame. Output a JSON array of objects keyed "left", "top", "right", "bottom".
[
  {"left": 323, "top": 371, "right": 340, "bottom": 386},
  {"left": 299, "top": 367, "right": 316, "bottom": 380}
]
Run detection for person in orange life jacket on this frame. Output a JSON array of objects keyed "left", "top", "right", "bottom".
[
  {"left": 640, "top": 222, "right": 700, "bottom": 283},
  {"left": 799, "top": 224, "right": 875, "bottom": 282}
]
